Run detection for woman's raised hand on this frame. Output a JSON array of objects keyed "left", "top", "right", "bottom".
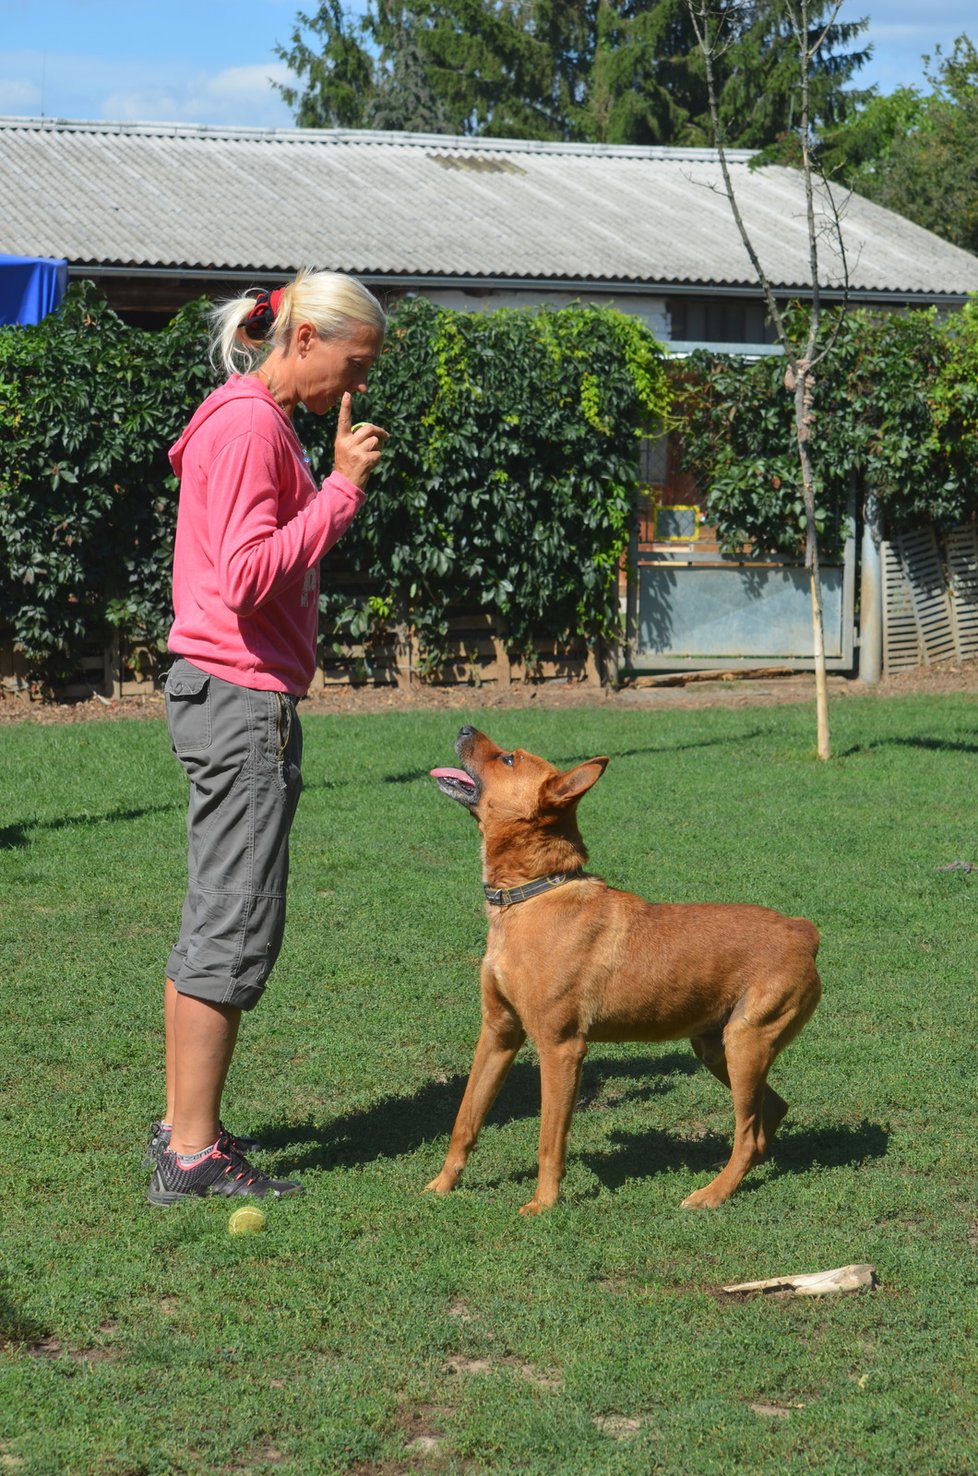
[{"left": 333, "top": 392, "right": 389, "bottom": 489}]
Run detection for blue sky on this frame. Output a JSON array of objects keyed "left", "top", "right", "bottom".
[{"left": 0, "top": 1, "right": 974, "bottom": 131}]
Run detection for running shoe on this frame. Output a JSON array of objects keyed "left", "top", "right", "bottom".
[{"left": 147, "top": 1131, "right": 302, "bottom": 1205}]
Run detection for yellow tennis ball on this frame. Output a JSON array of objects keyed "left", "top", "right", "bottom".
[
  {"left": 228, "top": 1206, "right": 266, "bottom": 1235},
  {"left": 351, "top": 421, "right": 368, "bottom": 432}
]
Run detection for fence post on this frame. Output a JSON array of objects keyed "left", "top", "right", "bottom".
[
  {"left": 110, "top": 637, "right": 123, "bottom": 699},
  {"left": 493, "top": 615, "right": 513, "bottom": 686},
  {"left": 394, "top": 593, "right": 413, "bottom": 688}
]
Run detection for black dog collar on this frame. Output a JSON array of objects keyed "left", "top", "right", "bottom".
[{"left": 483, "top": 872, "right": 584, "bottom": 908}]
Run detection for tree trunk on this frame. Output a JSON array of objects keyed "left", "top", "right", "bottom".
[
  {"left": 809, "top": 566, "right": 830, "bottom": 760},
  {"left": 795, "top": 362, "right": 830, "bottom": 759},
  {"left": 684, "top": 0, "right": 844, "bottom": 762}
]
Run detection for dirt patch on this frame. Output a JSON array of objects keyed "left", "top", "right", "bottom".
[
  {"left": 27, "top": 1332, "right": 119, "bottom": 1363},
  {"left": 593, "top": 1414, "right": 644, "bottom": 1440},
  {"left": 3, "top": 659, "right": 978, "bottom": 726}
]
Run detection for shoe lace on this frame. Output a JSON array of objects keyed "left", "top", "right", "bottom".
[
  {"left": 215, "top": 1130, "right": 268, "bottom": 1188},
  {"left": 217, "top": 1122, "right": 251, "bottom": 1152}
]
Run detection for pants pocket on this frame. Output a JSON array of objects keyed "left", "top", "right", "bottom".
[{"left": 165, "top": 666, "right": 212, "bottom": 755}]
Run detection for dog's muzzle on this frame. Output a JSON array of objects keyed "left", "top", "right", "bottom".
[{"left": 430, "top": 766, "right": 480, "bottom": 807}]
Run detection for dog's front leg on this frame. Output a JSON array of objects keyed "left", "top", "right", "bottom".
[
  {"left": 425, "top": 1009, "right": 526, "bottom": 1197},
  {"left": 520, "top": 1033, "right": 588, "bottom": 1217}
]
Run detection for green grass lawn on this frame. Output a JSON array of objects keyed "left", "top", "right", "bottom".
[{"left": 1, "top": 694, "right": 977, "bottom": 1474}]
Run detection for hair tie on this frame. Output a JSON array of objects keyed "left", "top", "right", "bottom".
[{"left": 242, "top": 288, "right": 284, "bottom": 340}]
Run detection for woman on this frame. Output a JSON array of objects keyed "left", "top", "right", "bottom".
[{"left": 146, "top": 268, "right": 387, "bottom": 1205}]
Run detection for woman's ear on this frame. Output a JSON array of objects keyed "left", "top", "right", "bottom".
[{"left": 294, "top": 321, "right": 316, "bottom": 355}]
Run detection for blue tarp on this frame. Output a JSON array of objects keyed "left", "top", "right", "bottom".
[{"left": 0, "top": 254, "right": 68, "bottom": 326}]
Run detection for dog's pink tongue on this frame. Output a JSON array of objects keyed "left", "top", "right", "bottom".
[{"left": 430, "top": 767, "right": 474, "bottom": 785}]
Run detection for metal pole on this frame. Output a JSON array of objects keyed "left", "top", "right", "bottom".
[{"left": 859, "top": 491, "right": 882, "bottom": 684}]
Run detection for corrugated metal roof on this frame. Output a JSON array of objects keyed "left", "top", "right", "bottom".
[{"left": 2, "top": 116, "right": 977, "bottom": 298}]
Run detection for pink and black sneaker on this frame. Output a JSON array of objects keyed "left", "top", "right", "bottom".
[{"left": 147, "top": 1130, "right": 303, "bottom": 1205}]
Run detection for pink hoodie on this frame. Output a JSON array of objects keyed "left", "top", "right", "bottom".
[{"left": 167, "top": 375, "right": 364, "bottom": 694}]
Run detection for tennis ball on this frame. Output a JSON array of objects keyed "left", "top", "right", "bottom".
[
  {"left": 351, "top": 421, "right": 369, "bottom": 432},
  {"left": 228, "top": 1205, "right": 266, "bottom": 1235}
]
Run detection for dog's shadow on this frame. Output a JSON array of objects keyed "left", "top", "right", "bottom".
[
  {"left": 256, "top": 1053, "right": 888, "bottom": 1194},
  {"left": 578, "top": 1118, "right": 890, "bottom": 1196},
  {"left": 256, "top": 1053, "right": 693, "bottom": 1173}
]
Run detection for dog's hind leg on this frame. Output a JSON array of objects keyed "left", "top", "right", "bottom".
[
  {"left": 683, "top": 963, "right": 819, "bottom": 1209},
  {"left": 684, "top": 956, "right": 820, "bottom": 1210},
  {"left": 690, "top": 1031, "right": 788, "bottom": 1157},
  {"left": 682, "top": 1021, "right": 780, "bottom": 1209},
  {"left": 425, "top": 1000, "right": 526, "bottom": 1197}
]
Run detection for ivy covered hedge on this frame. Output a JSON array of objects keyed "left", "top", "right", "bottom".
[
  {"left": 317, "top": 296, "right": 669, "bottom": 674},
  {"left": 0, "top": 287, "right": 213, "bottom": 682},
  {"left": 2, "top": 284, "right": 977, "bottom": 688},
  {"left": 0, "top": 285, "right": 668, "bottom": 684},
  {"left": 677, "top": 301, "right": 978, "bottom": 561}
]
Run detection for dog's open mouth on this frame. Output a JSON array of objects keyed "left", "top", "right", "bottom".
[{"left": 430, "top": 766, "right": 480, "bottom": 806}]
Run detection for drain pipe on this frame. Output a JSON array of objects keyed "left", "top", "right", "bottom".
[{"left": 859, "top": 490, "right": 883, "bottom": 684}]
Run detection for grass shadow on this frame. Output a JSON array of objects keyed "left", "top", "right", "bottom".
[
  {"left": 0, "top": 1278, "right": 49, "bottom": 1347},
  {"left": 766, "top": 1118, "right": 891, "bottom": 1178},
  {"left": 261, "top": 1047, "right": 888, "bottom": 1205},
  {"left": 579, "top": 1117, "right": 889, "bottom": 1194},
  {"left": 837, "top": 735, "right": 978, "bottom": 759},
  {"left": 258, "top": 1052, "right": 701, "bottom": 1175},
  {"left": 0, "top": 803, "right": 179, "bottom": 850}
]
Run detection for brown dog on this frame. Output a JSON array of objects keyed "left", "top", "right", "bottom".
[{"left": 427, "top": 726, "right": 821, "bottom": 1215}]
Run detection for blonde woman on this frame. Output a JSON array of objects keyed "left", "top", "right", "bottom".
[{"left": 146, "top": 269, "right": 387, "bottom": 1205}]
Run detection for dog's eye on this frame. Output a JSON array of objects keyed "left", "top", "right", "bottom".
[{"left": 501, "top": 753, "right": 515, "bottom": 767}]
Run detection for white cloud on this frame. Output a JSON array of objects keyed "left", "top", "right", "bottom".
[
  {"left": 0, "top": 77, "right": 40, "bottom": 113},
  {"left": 0, "top": 48, "right": 296, "bottom": 128},
  {"left": 208, "top": 62, "right": 292, "bottom": 101},
  {"left": 101, "top": 62, "right": 295, "bottom": 128}
]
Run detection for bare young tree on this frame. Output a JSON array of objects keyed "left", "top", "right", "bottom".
[{"left": 685, "top": 0, "right": 851, "bottom": 760}]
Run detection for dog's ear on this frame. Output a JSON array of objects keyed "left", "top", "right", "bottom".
[{"left": 545, "top": 757, "right": 609, "bottom": 806}]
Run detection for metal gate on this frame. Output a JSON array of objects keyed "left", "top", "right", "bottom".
[{"left": 627, "top": 505, "right": 856, "bottom": 673}]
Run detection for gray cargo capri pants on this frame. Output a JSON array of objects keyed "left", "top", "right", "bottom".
[{"left": 164, "top": 657, "right": 303, "bottom": 1011}]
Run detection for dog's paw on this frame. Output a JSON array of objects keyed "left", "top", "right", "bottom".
[
  {"left": 680, "top": 1185, "right": 726, "bottom": 1210},
  {"left": 424, "top": 1174, "right": 457, "bottom": 1195},
  {"left": 518, "top": 1198, "right": 551, "bottom": 1217}
]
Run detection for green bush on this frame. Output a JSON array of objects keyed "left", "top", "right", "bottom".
[
  {"left": 0, "top": 283, "right": 212, "bottom": 683},
  {"left": 0, "top": 286, "right": 669, "bottom": 684},
  {"left": 3, "top": 284, "right": 975, "bottom": 689},
  {"left": 930, "top": 296, "right": 978, "bottom": 486},
  {"left": 676, "top": 302, "right": 978, "bottom": 559},
  {"left": 312, "top": 297, "right": 670, "bottom": 668}
]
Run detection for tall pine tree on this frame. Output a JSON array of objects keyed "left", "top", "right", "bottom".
[{"left": 273, "top": 1, "right": 870, "bottom": 145}]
